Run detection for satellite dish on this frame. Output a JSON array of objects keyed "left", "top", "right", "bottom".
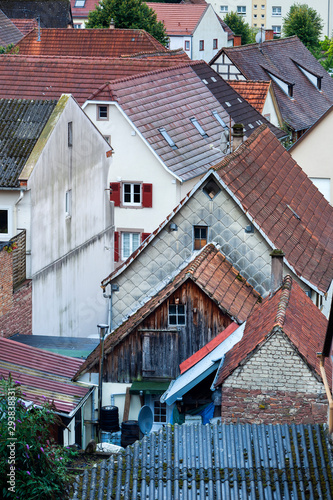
[
  {"left": 255, "top": 30, "right": 266, "bottom": 44},
  {"left": 138, "top": 405, "right": 153, "bottom": 435},
  {"left": 220, "top": 129, "right": 230, "bottom": 154}
]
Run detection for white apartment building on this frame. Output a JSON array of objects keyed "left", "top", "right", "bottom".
[{"left": 213, "top": 0, "right": 332, "bottom": 39}]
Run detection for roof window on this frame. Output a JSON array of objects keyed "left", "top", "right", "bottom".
[
  {"left": 296, "top": 63, "right": 322, "bottom": 90},
  {"left": 158, "top": 127, "right": 177, "bottom": 149},
  {"left": 74, "top": 0, "right": 86, "bottom": 6},
  {"left": 225, "top": 101, "right": 231, "bottom": 107},
  {"left": 267, "top": 71, "right": 294, "bottom": 98},
  {"left": 212, "top": 110, "right": 228, "bottom": 129},
  {"left": 190, "top": 117, "right": 208, "bottom": 138}
]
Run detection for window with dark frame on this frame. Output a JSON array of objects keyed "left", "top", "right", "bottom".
[
  {"left": 154, "top": 401, "right": 167, "bottom": 423},
  {"left": 168, "top": 304, "right": 186, "bottom": 326},
  {"left": 199, "top": 40, "right": 204, "bottom": 51},
  {"left": 185, "top": 40, "right": 190, "bottom": 51},
  {"left": 68, "top": 122, "right": 73, "bottom": 147},
  {"left": 0, "top": 209, "right": 8, "bottom": 234},
  {"left": 123, "top": 183, "right": 141, "bottom": 205},
  {"left": 194, "top": 226, "right": 207, "bottom": 250},
  {"left": 213, "top": 39, "right": 218, "bottom": 49},
  {"left": 98, "top": 105, "right": 108, "bottom": 120}
]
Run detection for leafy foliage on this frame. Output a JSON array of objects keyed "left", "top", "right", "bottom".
[
  {"left": 86, "top": 0, "right": 168, "bottom": 46},
  {"left": 0, "top": 376, "right": 77, "bottom": 499},
  {"left": 282, "top": 3, "right": 323, "bottom": 51},
  {"left": 223, "top": 12, "right": 256, "bottom": 45}
]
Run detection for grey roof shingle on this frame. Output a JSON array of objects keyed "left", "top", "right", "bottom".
[
  {"left": 70, "top": 422, "right": 333, "bottom": 499},
  {"left": 0, "top": 98, "right": 57, "bottom": 188},
  {"left": 0, "top": 8, "right": 23, "bottom": 46}
]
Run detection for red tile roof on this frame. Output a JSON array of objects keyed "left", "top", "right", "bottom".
[
  {"left": 212, "top": 37, "right": 333, "bottom": 132},
  {"left": 227, "top": 80, "right": 270, "bottom": 113},
  {"left": 0, "top": 337, "right": 90, "bottom": 414},
  {"left": 75, "top": 244, "right": 261, "bottom": 379},
  {"left": 11, "top": 18, "right": 37, "bottom": 35},
  {"left": 15, "top": 28, "right": 169, "bottom": 57},
  {"left": 0, "top": 54, "right": 188, "bottom": 105},
  {"left": 146, "top": 2, "right": 207, "bottom": 35},
  {"left": 179, "top": 321, "right": 239, "bottom": 374},
  {"left": 215, "top": 276, "right": 331, "bottom": 388},
  {"left": 214, "top": 125, "right": 333, "bottom": 293},
  {"left": 71, "top": 0, "right": 98, "bottom": 19}
]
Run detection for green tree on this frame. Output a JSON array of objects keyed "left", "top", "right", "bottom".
[
  {"left": 86, "top": 0, "right": 168, "bottom": 46},
  {"left": 282, "top": 3, "right": 323, "bottom": 51},
  {"left": 0, "top": 376, "right": 77, "bottom": 499},
  {"left": 224, "top": 12, "right": 255, "bottom": 45}
]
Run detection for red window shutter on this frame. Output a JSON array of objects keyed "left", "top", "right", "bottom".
[
  {"left": 141, "top": 232, "right": 150, "bottom": 243},
  {"left": 142, "top": 183, "right": 153, "bottom": 208},
  {"left": 114, "top": 231, "right": 119, "bottom": 262},
  {"left": 110, "top": 182, "right": 121, "bottom": 207}
]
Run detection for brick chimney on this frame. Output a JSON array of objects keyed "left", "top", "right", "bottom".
[
  {"left": 232, "top": 123, "right": 244, "bottom": 151},
  {"left": 270, "top": 249, "right": 285, "bottom": 294},
  {"left": 265, "top": 29, "right": 274, "bottom": 41},
  {"left": 109, "top": 18, "right": 115, "bottom": 29},
  {"left": 233, "top": 35, "right": 242, "bottom": 47}
]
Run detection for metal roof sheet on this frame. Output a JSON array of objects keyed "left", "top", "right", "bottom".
[{"left": 70, "top": 422, "right": 333, "bottom": 499}]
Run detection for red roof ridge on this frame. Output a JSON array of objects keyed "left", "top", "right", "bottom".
[
  {"left": 87, "top": 81, "right": 116, "bottom": 102},
  {"left": 224, "top": 35, "right": 299, "bottom": 53},
  {"left": 274, "top": 275, "right": 292, "bottom": 327}
]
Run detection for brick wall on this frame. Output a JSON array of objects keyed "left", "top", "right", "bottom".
[
  {"left": 0, "top": 280, "right": 32, "bottom": 338},
  {"left": 221, "top": 330, "right": 328, "bottom": 424},
  {"left": 0, "top": 250, "right": 13, "bottom": 316}
]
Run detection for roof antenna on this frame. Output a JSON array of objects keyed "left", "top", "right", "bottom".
[{"left": 36, "top": 16, "right": 41, "bottom": 42}]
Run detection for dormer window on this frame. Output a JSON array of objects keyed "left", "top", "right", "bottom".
[
  {"left": 296, "top": 63, "right": 322, "bottom": 90},
  {"left": 158, "top": 127, "right": 177, "bottom": 149},
  {"left": 190, "top": 117, "right": 208, "bottom": 138},
  {"left": 267, "top": 71, "right": 294, "bottom": 98}
]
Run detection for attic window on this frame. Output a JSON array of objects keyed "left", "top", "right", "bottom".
[
  {"left": 190, "top": 117, "right": 208, "bottom": 138},
  {"left": 193, "top": 225, "right": 207, "bottom": 250},
  {"left": 225, "top": 101, "right": 231, "bottom": 107},
  {"left": 296, "top": 64, "right": 322, "bottom": 90},
  {"left": 212, "top": 110, "right": 228, "bottom": 129},
  {"left": 267, "top": 71, "right": 294, "bottom": 98},
  {"left": 158, "top": 127, "right": 177, "bottom": 149},
  {"left": 74, "top": 0, "right": 86, "bottom": 6},
  {"left": 203, "top": 179, "right": 221, "bottom": 199},
  {"left": 169, "top": 304, "right": 186, "bottom": 326}
]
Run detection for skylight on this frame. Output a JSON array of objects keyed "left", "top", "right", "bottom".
[
  {"left": 212, "top": 110, "right": 228, "bottom": 129},
  {"left": 74, "top": 0, "right": 86, "bottom": 7},
  {"left": 158, "top": 127, "right": 177, "bottom": 149},
  {"left": 190, "top": 117, "right": 208, "bottom": 138}
]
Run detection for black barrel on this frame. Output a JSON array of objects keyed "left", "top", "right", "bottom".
[
  {"left": 121, "top": 420, "right": 140, "bottom": 448},
  {"left": 100, "top": 406, "right": 119, "bottom": 432}
]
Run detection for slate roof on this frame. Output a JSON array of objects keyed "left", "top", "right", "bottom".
[
  {"left": 215, "top": 275, "right": 332, "bottom": 388},
  {"left": 70, "top": 421, "right": 333, "bottom": 499},
  {"left": 70, "top": 0, "right": 97, "bottom": 19},
  {"left": 227, "top": 80, "right": 271, "bottom": 113},
  {"left": 211, "top": 36, "right": 333, "bottom": 132},
  {"left": 91, "top": 61, "right": 284, "bottom": 181},
  {"left": 146, "top": 2, "right": 207, "bottom": 35},
  {"left": 0, "top": 9, "right": 23, "bottom": 46},
  {"left": 0, "top": 54, "right": 188, "bottom": 105},
  {"left": 75, "top": 244, "right": 261, "bottom": 379},
  {"left": 0, "top": 0, "right": 73, "bottom": 28},
  {"left": 0, "top": 337, "right": 91, "bottom": 415},
  {"left": 0, "top": 98, "right": 57, "bottom": 188},
  {"left": 15, "top": 28, "right": 169, "bottom": 57},
  {"left": 213, "top": 125, "right": 333, "bottom": 294},
  {"left": 11, "top": 17, "right": 37, "bottom": 35}
]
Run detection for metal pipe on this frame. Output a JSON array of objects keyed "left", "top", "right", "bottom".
[{"left": 97, "top": 324, "right": 109, "bottom": 442}]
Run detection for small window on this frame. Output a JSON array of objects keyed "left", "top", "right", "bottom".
[
  {"left": 261, "top": 23, "right": 265, "bottom": 27},
  {"left": 237, "top": 6, "right": 246, "bottom": 15},
  {"left": 220, "top": 5, "right": 228, "bottom": 12},
  {"left": 261, "top": 4, "right": 265, "bottom": 8},
  {"left": 122, "top": 232, "right": 140, "bottom": 260},
  {"left": 68, "top": 122, "right": 72, "bottom": 147},
  {"left": 123, "top": 183, "right": 141, "bottom": 205},
  {"left": 254, "top": 4, "right": 257, "bottom": 8},
  {"left": 254, "top": 23, "right": 257, "bottom": 26},
  {"left": 254, "top": 14, "right": 257, "bottom": 18},
  {"left": 190, "top": 117, "right": 208, "bottom": 137},
  {"left": 154, "top": 401, "right": 167, "bottom": 423},
  {"left": 0, "top": 209, "right": 9, "bottom": 235},
  {"left": 199, "top": 40, "right": 204, "bottom": 51},
  {"left": 272, "top": 6, "right": 281, "bottom": 16},
  {"left": 97, "top": 105, "right": 108, "bottom": 120},
  {"left": 103, "top": 135, "right": 111, "bottom": 144},
  {"left": 272, "top": 25, "right": 281, "bottom": 36},
  {"left": 213, "top": 38, "right": 218, "bottom": 49},
  {"left": 261, "top": 14, "right": 265, "bottom": 18},
  {"left": 203, "top": 179, "right": 221, "bottom": 199},
  {"left": 158, "top": 127, "right": 177, "bottom": 149},
  {"left": 193, "top": 225, "right": 207, "bottom": 250},
  {"left": 169, "top": 304, "right": 186, "bottom": 326},
  {"left": 74, "top": 0, "right": 86, "bottom": 6},
  {"left": 73, "top": 23, "right": 82, "bottom": 29},
  {"left": 65, "top": 190, "right": 72, "bottom": 217},
  {"left": 184, "top": 40, "right": 190, "bottom": 51}
]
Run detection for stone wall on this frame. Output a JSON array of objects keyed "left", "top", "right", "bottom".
[{"left": 221, "top": 330, "right": 328, "bottom": 424}]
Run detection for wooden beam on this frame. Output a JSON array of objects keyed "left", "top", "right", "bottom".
[{"left": 123, "top": 387, "right": 131, "bottom": 422}]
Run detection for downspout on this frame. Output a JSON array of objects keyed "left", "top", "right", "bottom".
[
  {"left": 14, "top": 189, "right": 24, "bottom": 232},
  {"left": 317, "top": 354, "right": 333, "bottom": 434}
]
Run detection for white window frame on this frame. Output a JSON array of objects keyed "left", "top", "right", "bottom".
[
  {"left": 97, "top": 105, "right": 109, "bottom": 121},
  {"left": 65, "top": 190, "right": 72, "bottom": 218},
  {"left": 272, "top": 6, "right": 281, "bottom": 16},
  {"left": 74, "top": 0, "right": 86, "bottom": 6},
  {"left": 122, "top": 182, "right": 141, "bottom": 206},
  {"left": 237, "top": 6, "right": 246, "bottom": 15},
  {"left": 184, "top": 40, "right": 190, "bottom": 51},
  {"left": 272, "top": 25, "right": 281, "bottom": 36},
  {"left": 0, "top": 207, "right": 12, "bottom": 239},
  {"left": 220, "top": 5, "right": 228, "bottom": 13},
  {"left": 121, "top": 232, "right": 140, "bottom": 260}
]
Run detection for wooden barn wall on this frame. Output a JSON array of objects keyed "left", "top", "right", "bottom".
[{"left": 103, "top": 280, "right": 233, "bottom": 383}]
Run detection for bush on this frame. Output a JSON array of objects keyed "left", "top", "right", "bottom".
[{"left": 0, "top": 376, "right": 77, "bottom": 499}]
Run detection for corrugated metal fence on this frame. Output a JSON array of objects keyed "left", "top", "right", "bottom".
[{"left": 72, "top": 422, "right": 333, "bottom": 499}]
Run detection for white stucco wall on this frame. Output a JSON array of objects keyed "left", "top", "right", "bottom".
[
  {"left": 262, "top": 91, "right": 281, "bottom": 128},
  {"left": 192, "top": 5, "right": 229, "bottom": 61},
  {"left": 290, "top": 110, "right": 333, "bottom": 205},
  {"left": 0, "top": 191, "right": 18, "bottom": 240},
  {"left": 27, "top": 96, "right": 113, "bottom": 337}
]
